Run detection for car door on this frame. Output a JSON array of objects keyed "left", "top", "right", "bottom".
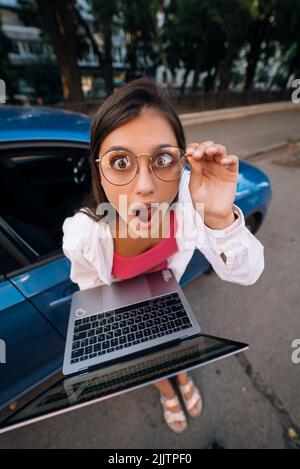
[
  {"left": 0, "top": 244, "right": 65, "bottom": 410},
  {"left": 0, "top": 143, "right": 91, "bottom": 338},
  {"left": 0, "top": 143, "right": 94, "bottom": 408}
]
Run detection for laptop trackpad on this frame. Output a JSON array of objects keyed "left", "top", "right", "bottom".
[{"left": 101, "top": 275, "right": 152, "bottom": 312}]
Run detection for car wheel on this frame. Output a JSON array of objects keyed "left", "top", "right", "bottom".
[{"left": 245, "top": 214, "right": 259, "bottom": 234}]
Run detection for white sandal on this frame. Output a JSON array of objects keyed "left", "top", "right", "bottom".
[
  {"left": 178, "top": 376, "right": 203, "bottom": 418},
  {"left": 159, "top": 393, "right": 188, "bottom": 433}
]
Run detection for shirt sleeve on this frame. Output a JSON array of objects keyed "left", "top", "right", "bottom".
[
  {"left": 195, "top": 204, "right": 265, "bottom": 286},
  {"left": 62, "top": 212, "right": 104, "bottom": 290}
]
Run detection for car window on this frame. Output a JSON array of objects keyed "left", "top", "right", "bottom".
[
  {"left": 0, "top": 146, "right": 91, "bottom": 259},
  {"left": 0, "top": 243, "right": 23, "bottom": 275}
]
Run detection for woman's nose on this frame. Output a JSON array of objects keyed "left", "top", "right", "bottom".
[{"left": 134, "top": 159, "right": 155, "bottom": 194}]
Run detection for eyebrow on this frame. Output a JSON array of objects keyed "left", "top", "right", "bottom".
[{"left": 104, "top": 143, "right": 175, "bottom": 153}]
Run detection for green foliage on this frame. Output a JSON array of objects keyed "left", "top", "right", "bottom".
[{"left": 4, "top": 0, "right": 300, "bottom": 98}]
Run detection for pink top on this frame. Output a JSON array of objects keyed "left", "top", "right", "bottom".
[{"left": 112, "top": 210, "right": 178, "bottom": 280}]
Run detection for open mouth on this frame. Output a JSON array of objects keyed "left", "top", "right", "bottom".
[{"left": 135, "top": 207, "right": 153, "bottom": 224}]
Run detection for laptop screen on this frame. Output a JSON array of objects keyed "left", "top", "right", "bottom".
[{"left": 0, "top": 334, "right": 248, "bottom": 434}]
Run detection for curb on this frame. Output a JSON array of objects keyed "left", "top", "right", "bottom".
[
  {"left": 243, "top": 137, "right": 299, "bottom": 160},
  {"left": 243, "top": 140, "right": 289, "bottom": 160},
  {"left": 180, "top": 101, "right": 300, "bottom": 126}
]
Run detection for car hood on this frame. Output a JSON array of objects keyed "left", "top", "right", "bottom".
[
  {"left": 237, "top": 159, "right": 271, "bottom": 199},
  {"left": 0, "top": 106, "right": 91, "bottom": 144}
]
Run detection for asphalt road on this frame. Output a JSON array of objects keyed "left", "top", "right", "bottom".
[
  {"left": 0, "top": 111, "right": 299, "bottom": 449},
  {"left": 184, "top": 109, "right": 300, "bottom": 157}
]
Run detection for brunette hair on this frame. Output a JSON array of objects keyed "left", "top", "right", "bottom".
[{"left": 76, "top": 76, "right": 186, "bottom": 222}]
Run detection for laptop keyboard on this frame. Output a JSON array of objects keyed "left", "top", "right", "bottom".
[{"left": 70, "top": 292, "right": 192, "bottom": 364}]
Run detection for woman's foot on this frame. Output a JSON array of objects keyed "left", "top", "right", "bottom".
[
  {"left": 159, "top": 392, "right": 188, "bottom": 433},
  {"left": 177, "top": 376, "right": 202, "bottom": 418}
]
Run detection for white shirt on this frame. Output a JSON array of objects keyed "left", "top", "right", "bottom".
[{"left": 62, "top": 170, "right": 265, "bottom": 290}]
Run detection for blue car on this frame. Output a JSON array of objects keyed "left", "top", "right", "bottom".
[{"left": 0, "top": 106, "right": 272, "bottom": 413}]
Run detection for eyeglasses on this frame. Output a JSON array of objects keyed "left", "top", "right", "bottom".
[{"left": 95, "top": 145, "right": 187, "bottom": 186}]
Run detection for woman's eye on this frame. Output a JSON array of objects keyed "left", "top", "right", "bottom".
[
  {"left": 111, "top": 156, "right": 130, "bottom": 170},
  {"left": 154, "top": 153, "right": 173, "bottom": 167}
]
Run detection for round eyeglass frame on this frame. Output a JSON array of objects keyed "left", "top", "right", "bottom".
[{"left": 95, "top": 145, "right": 188, "bottom": 186}]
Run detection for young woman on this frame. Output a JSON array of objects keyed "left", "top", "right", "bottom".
[{"left": 62, "top": 77, "right": 265, "bottom": 433}]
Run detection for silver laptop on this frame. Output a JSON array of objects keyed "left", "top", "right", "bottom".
[
  {"left": 0, "top": 333, "right": 248, "bottom": 434},
  {"left": 0, "top": 269, "right": 249, "bottom": 435},
  {"left": 63, "top": 268, "right": 202, "bottom": 376}
]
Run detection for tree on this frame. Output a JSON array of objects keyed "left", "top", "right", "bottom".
[
  {"left": 164, "top": 0, "right": 226, "bottom": 93},
  {"left": 271, "top": 0, "right": 300, "bottom": 89},
  {"left": 36, "top": 0, "right": 83, "bottom": 102},
  {"left": 89, "top": 0, "right": 119, "bottom": 95},
  {"left": 244, "top": 0, "right": 277, "bottom": 90},
  {"left": 119, "top": 0, "right": 160, "bottom": 81},
  {"left": 215, "top": 0, "right": 255, "bottom": 91}
]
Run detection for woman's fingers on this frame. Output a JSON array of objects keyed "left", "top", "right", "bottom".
[
  {"left": 187, "top": 142, "right": 239, "bottom": 174},
  {"left": 187, "top": 142, "right": 227, "bottom": 161},
  {"left": 186, "top": 141, "right": 214, "bottom": 155},
  {"left": 205, "top": 143, "right": 227, "bottom": 161},
  {"left": 187, "top": 142, "right": 239, "bottom": 168},
  {"left": 220, "top": 154, "right": 239, "bottom": 172},
  {"left": 187, "top": 142, "right": 215, "bottom": 163}
]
